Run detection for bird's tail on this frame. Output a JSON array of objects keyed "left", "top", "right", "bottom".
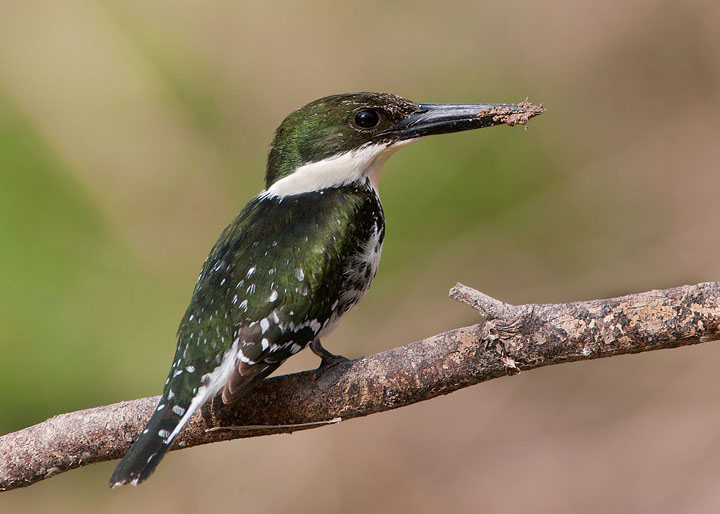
[{"left": 109, "top": 396, "right": 193, "bottom": 487}]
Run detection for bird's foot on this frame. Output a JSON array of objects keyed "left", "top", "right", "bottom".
[{"left": 310, "top": 339, "right": 350, "bottom": 368}]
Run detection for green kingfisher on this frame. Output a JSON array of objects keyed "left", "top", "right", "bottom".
[{"left": 109, "top": 92, "right": 540, "bottom": 487}]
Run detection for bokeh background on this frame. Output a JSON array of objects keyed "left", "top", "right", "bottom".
[{"left": 2, "top": 0, "right": 719, "bottom": 512}]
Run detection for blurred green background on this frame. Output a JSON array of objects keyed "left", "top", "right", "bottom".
[{"left": 2, "top": 0, "right": 719, "bottom": 512}]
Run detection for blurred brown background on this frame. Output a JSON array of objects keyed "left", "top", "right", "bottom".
[{"left": 1, "top": 0, "right": 719, "bottom": 512}]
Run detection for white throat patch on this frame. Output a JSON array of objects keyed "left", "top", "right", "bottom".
[{"left": 264, "top": 141, "right": 412, "bottom": 197}]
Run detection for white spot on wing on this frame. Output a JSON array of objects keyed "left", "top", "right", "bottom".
[{"left": 238, "top": 350, "right": 256, "bottom": 365}]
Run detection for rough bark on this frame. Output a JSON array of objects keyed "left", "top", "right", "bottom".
[{"left": 2, "top": 282, "right": 719, "bottom": 492}]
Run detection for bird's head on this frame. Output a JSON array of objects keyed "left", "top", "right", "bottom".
[{"left": 264, "top": 92, "right": 541, "bottom": 196}]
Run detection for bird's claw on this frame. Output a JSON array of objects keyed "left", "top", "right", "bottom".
[
  {"left": 319, "top": 352, "right": 350, "bottom": 369},
  {"left": 310, "top": 340, "right": 350, "bottom": 369}
]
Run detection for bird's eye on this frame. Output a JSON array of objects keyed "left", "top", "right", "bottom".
[{"left": 354, "top": 109, "right": 380, "bottom": 129}]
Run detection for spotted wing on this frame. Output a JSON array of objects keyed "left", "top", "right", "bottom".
[{"left": 172, "top": 183, "right": 383, "bottom": 406}]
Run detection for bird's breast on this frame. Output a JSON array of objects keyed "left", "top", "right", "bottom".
[{"left": 320, "top": 216, "right": 385, "bottom": 338}]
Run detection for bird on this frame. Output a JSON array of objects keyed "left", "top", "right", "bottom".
[{"left": 109, "top": 92, "right": 539, "bottom": 487}]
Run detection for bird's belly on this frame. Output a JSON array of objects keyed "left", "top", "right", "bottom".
[{"left": 320, "top": 225, "right": 384, "bottom": 338}]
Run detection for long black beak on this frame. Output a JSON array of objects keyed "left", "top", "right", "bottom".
[{"left": 382, "top": 102, "right": 543, "bottom": 140}]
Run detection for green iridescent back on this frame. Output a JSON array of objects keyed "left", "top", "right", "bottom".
[{"left": 162, "top": 180, "right": 384, "bottom": 406}]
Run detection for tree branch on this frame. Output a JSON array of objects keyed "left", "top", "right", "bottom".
[{"left": 2, "top": 282, "right": 719, "bottom": 491}]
